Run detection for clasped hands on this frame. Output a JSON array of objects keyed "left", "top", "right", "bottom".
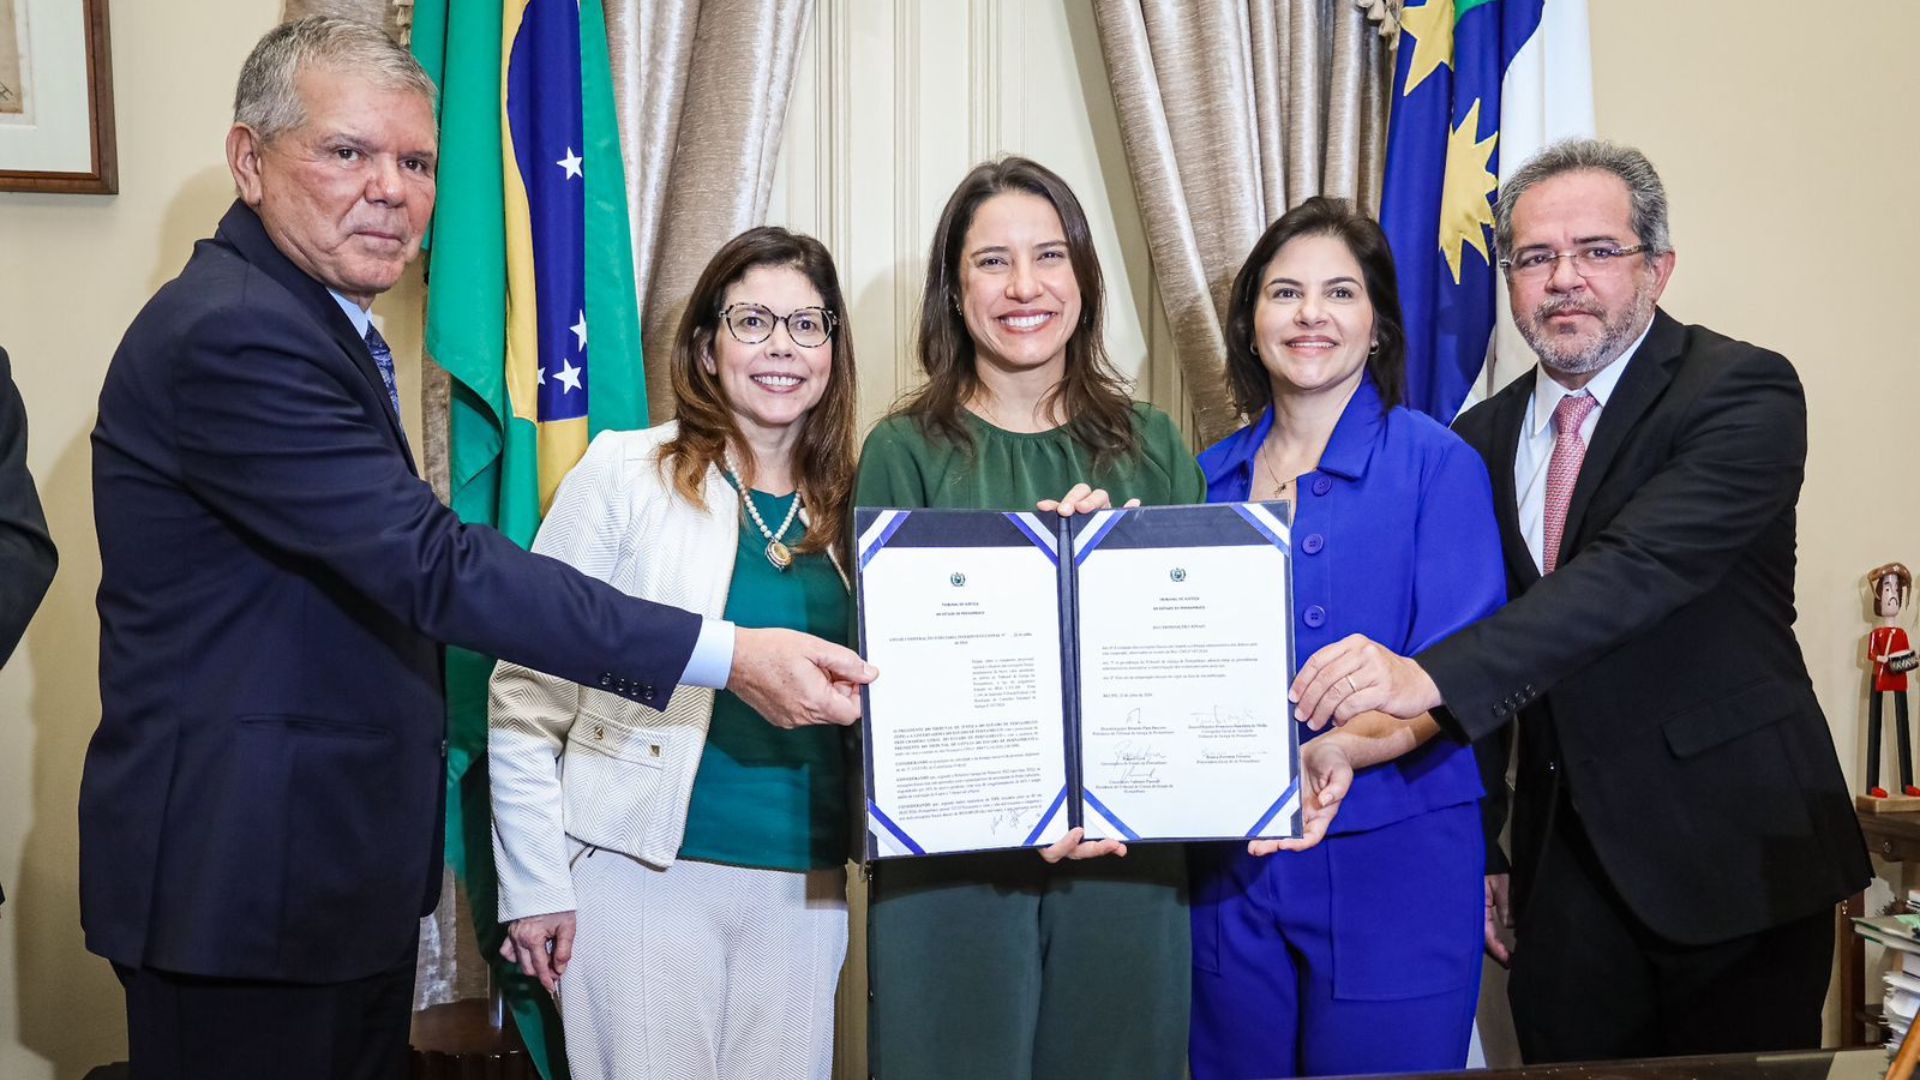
[{"left": 1290, "top": 633, "right": 1443, "bottom": 730}]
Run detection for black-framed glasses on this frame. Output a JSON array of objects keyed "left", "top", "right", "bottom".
[
  {"left": 1498, "top": 244, "right": 1651, "bottom": 279},
  {"left": 718, "top": 303, "right": 837, "bottom": 348}
]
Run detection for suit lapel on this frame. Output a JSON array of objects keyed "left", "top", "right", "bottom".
[
  {"left": 1558, "top": 308, "right": 1684, "bottom": 558},
  {"left": 214, "top": 201, "right": 416, "bottom": 467},
  {"left": 1485, "top": 375, "right": 1542, "bottom": 591}
]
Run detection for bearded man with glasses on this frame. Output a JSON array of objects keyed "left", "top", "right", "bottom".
[{"left": 1289, "top": 138, "right": 1866, "bottom": 1062}]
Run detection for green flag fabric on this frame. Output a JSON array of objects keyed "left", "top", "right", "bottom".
[{"left": 412, "top": 2, "right": 647, "bottom": 1076}]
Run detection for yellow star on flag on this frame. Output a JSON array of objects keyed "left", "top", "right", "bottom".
[
  {"left": 1400, "top": 0, "right": 1455, "bottom": 98},
  {"left": 1437, "top": 98, "right": 1499, "bottom": 284}
]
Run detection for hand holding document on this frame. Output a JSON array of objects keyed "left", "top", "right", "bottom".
[
  {"left": 856, "top": 502, "right": 1301, "bottom": 859},
  {"left": 1038, "top": 484, "right": 1136, "bottom": 865},
  {"left": 1248, "top": 735, "right": 1354, "bottom": 855},
  {"left": 728, "top": 627, "right": 875, "bottom": 729}
]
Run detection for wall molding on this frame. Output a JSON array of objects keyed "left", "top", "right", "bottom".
[
  {"left": 768, "top": 0, "right": 1175, "bottom": 433},
  {"left": 967, "top": 0, "right": 1000, "bottom": 161},
  {"left": 893, "top": 0, "right": 921, "bottom": 395}
]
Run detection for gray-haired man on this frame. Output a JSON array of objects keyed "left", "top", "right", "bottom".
[{"left": 81, "top": 19, "right": 871, "bottom": 1078}]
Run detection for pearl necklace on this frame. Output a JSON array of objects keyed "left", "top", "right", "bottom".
[{"left": 723, "top": 449, "right": 802, "bottom": 571}]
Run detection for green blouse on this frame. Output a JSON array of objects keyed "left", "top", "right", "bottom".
[
  {"left": 678, "top": 486, "right": 851, "bottom": 872},
  {"left": 854, "top": 402, "right": 1206, "bottom": 511}
]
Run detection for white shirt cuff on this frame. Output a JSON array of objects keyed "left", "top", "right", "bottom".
[{"left": 680, "top": 618, "right": 736, "bottom": 690}]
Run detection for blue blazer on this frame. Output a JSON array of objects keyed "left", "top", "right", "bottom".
[
  {"left": 1198, "top": 378, "right": 1505, "bottom": 833},
  {"left": 82, "top": 201, "right": 700, "bottom": 982}
]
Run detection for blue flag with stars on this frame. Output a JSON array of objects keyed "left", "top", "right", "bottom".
[{"left": 1381, "top": 0, "right": 1546, "bottom": 423}]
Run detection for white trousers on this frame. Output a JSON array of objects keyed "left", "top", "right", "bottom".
[{"left": 560, "top": 847, "right": 848, "bottom": 1080}]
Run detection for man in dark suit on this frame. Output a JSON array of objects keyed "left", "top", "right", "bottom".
[
  {"left": 0, "top": 345, "right": 58, "bottom": 918},
  {"left": 81, "top": 18, "right": 872, "bottom": 1080},
  {"left": 1291, "top": 139, "right": 1867, "bottom": 1062}
]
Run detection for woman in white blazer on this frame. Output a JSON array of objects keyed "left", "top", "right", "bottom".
[{"left": 489, "top": 226, "right": 861, "bottom": 1080}]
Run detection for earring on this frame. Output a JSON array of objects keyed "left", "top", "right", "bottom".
[{"left": 1368, "top": 341, "right": 1380, "bottom": 356}]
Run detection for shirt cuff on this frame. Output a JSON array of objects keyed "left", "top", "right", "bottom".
[{"left": 680, "top": 618, "right": 736, "bottom": 690}]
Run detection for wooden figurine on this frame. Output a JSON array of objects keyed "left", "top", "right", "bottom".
[{"left": 1865, "top": 561, "right": 1919, "bottom": 803}]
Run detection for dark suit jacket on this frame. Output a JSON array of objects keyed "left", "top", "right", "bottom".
[
  {"left": 81, "top": 201, "right": 701, "bottom": 982},
  {"left": 1421, "top": 308, "right": 1868, "bottom": 946},
  {"left": 0, "top": 346, "right": 58, "bottom": 911},
  {"left": 0, "top": 347, "right": 56, "bottom": 668}
]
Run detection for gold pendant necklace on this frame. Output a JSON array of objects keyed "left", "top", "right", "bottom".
[
  {"left": 724, "top": 450, "right": 802, "bottom": 571},
  {"left": 1258, "top": 441, "right": 1296, "bottom": 502}
]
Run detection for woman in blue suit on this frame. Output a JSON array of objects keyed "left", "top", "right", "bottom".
[{"left": 1188, "top": 197, "right": 1506, "bottom": 1078}]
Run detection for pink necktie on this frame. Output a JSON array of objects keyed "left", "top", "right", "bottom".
[{"left": 1543, "top": 393, "right": 1598, "bottom": 573}]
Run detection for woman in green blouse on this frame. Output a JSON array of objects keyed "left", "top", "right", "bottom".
[{"left": 857, "top": 157, "right": 1205, "bottom": 1080}]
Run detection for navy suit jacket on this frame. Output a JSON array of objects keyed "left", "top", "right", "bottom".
[
  {"left": 1422, "top": 309, "right": 1867, "bottom": 945},
  {"left": 0, "top": 346, "right": 57, "bottom": 912},
  {"left": 0, "top": 347, "right": 56, "bottom": 669},
  {"left": 82, "top": 201, "right": 700, "bottom": 981}
]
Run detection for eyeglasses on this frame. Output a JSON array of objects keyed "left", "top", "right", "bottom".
[
  {"left": 718, "top": 303, "right": 837, "bottom": 348},
  {"left": 1498, "top": 244, "right": 1651, "bottom": 279}
]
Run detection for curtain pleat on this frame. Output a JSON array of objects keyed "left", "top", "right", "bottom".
[
  {"left": 1093, "top": 0, "right": 1391, "bottom": 444},
  {"left": 606, "top": 0, "right": 815, "bottom": 421}
]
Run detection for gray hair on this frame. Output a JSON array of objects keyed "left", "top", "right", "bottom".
[
  {"left": 1493, "top": 138, "right": 1672, "bottom": 260},
  {"left": 233, "top": 16, "right": 436, "bottom": 142}
]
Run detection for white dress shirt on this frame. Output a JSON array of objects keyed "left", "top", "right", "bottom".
[
  {"left": 1514, "top": 320, "right": 1653, "bottom": 574},
  {"left": 328, "top": 288, "right": 374, "bottom": 337}
]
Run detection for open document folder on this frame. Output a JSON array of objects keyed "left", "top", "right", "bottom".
[{"left": 854, "top": 502, "right": 1300, "bottom": 859}]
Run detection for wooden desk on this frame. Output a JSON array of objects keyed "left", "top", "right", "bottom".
[
  {"left": 1847, "top": 810, "right": 1920, "bottom": 1046},
  {"left": 409, "top": 998, "right": 534, "bottom": 1080},
  {"left": 1321, "top": 1047, "right": 1885, "bottom": 1080}
]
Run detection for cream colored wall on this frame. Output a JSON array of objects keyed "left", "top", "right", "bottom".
[
  {"left": 1589, "top": 0, "right": 1920, "bottom": 806},
  {"left": 1587, "top": 0, "right": 1920, "bottom": 1043},
  {"left": 0, "top": 2, "right": 429, "bottom": 1077},
  {"left": 0, "top": 1, "right": 1909, "bottom": 1075}
]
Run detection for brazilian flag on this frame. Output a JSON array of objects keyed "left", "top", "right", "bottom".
[{"left": 411, "top": 1, "right": 647, "bottom": 1075}]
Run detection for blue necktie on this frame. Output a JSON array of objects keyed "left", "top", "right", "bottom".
[{"left": 363, "top": 323, "right": 403, "bottom": 420}]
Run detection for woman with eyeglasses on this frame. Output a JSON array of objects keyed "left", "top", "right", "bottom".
[
  {"left": 1185, "top": 197, "right": 1505, "bottom": 1078},
  {"left": 853, "top": 156, "right": 1207, "bottom": 1080},
  {"left": 488, "top": 226, "right": 860, "bottom": 1080}
]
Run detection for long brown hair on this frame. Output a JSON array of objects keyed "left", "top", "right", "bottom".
[
  {"left": 662, "top": 226, "right": 857, "bottom": 558},
  {"left": 1223, "top": 196, "right": 1407, "bottom": 420},
  {"left": 894, "top": 157, "right": 1138, "bottom": 466}
]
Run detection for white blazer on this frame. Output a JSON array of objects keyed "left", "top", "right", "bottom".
[{"left": 488, "top": 422, "right": 744, "bottom": 922}]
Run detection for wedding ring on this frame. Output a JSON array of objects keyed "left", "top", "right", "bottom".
[{"left": 1344, "top": 675, "right": 1358, "bottom": 694}]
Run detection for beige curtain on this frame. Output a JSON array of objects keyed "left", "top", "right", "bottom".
[
  {"left": 1093, "top": 0, "right": 1393, "bottom": 445},
  {"left": 605, "top": 0, "right": 815, "bottom": 422}
]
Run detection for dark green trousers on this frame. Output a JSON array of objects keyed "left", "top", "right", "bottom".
[{"left": 867, "top": 844, "right": 1190, "bottom": 1080}]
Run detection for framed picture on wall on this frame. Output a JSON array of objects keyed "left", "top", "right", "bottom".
[{"left": 0, "top": 0, "right": 115, "bottom": 194}]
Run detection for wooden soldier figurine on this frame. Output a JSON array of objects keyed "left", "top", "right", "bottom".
[{"left": 1867, "top": 561, "right": 1918, "bottom": 798}]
